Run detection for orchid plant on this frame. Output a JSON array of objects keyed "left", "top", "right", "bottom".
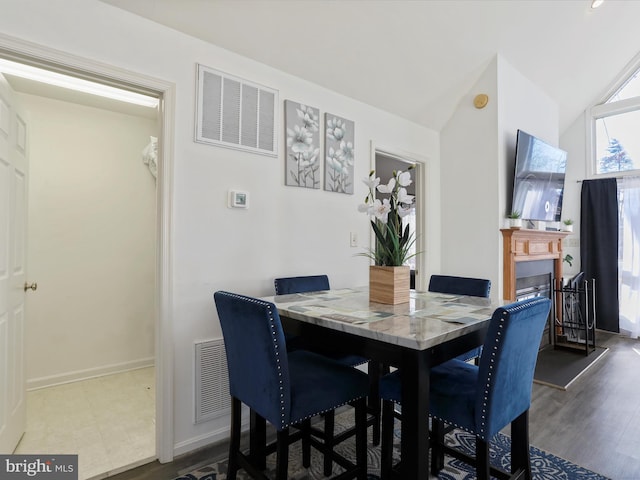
[{"left": 358, "top": 167, "right": 417, "bottom": 266}]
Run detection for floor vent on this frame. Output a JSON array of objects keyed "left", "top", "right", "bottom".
[
  {"left": 195, "top": 64, "right": 278, "bottom": 157},
  {"left": 194, "top": 339, "right": 230, "bottom": 424}
]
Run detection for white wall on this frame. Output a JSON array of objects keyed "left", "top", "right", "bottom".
[
  {"left": 440, "top": 58, "right": 499, "bottom": 292},
  {"left": 0, "top": 0, "right": 440, "bottom": 454},
  {"left": 22, "top": 93, "right": 157, "bottom": 388},
  {"left": 440, "top": 55, "right": 560, "bottom": 300},
  {"left": 559, "top": 113, "right": 588, "bottom": 277}
]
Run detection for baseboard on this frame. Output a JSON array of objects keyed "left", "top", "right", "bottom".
[
  {"left": 173, "top": 416, "right": 250, "bottom": 458},
  {"left": 26, "top": 357, "right": 155, "bottom": 391}
]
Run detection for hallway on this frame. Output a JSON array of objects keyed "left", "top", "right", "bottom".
[{"left": 14, "top": 367, "right": 155, "bottom": 480}]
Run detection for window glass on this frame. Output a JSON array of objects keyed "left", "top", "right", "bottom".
[
  {"left": 607, "top": 69, "right": 640, "bottom": 103},
  {"left": 595, "top": 110, "right": 640, "bottom": 174}
]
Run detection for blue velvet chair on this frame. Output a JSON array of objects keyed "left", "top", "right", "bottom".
[
  {"left": 428, "top": 274, "right": 491, "bottom": 362},
  {"left": 214, "top": 291, "right": 369, "bottom": 480},
  {"left": 378, "top": 296, "right": 551, "bottom": 480},
  {"left": 274, "top": 275, "right": 368, "bottom": 366},
  {"left": 274, "top": 275, "right": 332, "bottom": 295},
  {"left": 274, "top": 275, "right": 380, "bottom": 475},
  {"left": 428, "top": 274, "right": 492, "bottom": 298}
]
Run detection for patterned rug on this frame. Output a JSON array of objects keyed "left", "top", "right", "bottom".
[{"left": 174, "top": 413, "right": 609, "bottom": 480}]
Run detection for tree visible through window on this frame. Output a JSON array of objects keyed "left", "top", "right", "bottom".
[{"left": 600, "top": 138, "right": 633, "bottom": 173}]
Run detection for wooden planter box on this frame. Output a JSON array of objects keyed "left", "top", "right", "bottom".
[{"left": 369, "top": 265, "right": 410, "bottom": 305}]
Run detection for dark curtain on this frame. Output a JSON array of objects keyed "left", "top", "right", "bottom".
[{"left": 580, "top": 178, "right": 619, "bottom": 332}]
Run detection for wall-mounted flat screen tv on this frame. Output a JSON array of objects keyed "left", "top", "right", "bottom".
[{"left": 512, "top": 130, "right": 567, "bottom": 222}]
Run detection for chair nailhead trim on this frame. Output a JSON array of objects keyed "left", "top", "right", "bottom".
[
  {"left": 477, "top": 297, "right": 547, "bottom": 438},
  {"left": 220, "top": 292, "right": 288, "bottom": 428}
]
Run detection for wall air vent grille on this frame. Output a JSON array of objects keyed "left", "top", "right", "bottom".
[
  {"left": 194, "top": 338, "right": 230, "bottom": 424},
  {"left": 195, "top": 64, "right": 278, "bottom": 157}
]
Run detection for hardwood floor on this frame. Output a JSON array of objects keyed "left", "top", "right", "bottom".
[
  {"left": 107, "top": 331, "right": 640, "bottom": 480},
  {"left": 528, "top": 331, "right": 640, "bottom": 480}
]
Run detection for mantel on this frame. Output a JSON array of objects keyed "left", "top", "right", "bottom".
[{"left": 501, "top": 228, "right": 570, "bottom": 301}]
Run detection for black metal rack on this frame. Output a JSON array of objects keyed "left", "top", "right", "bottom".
[{"left": 552, "top": 275, "right": 596, "bottom": 356}]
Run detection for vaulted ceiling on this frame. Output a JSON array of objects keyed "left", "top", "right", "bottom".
[{"left": 101, "top": 0, "right": 640, "bottom": 134}]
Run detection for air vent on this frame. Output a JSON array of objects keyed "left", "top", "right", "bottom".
[
  {"left": 194, "top": 339, "right": 231, "bottom": 424},
  {"left": 195, "top": 64, "right": 278, "bottom": 157}
]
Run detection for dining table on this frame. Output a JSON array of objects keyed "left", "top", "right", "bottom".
[{"left": 260, "top": 286, "right": 504, "bottom": 480}]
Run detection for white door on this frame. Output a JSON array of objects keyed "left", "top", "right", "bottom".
[{"left": 0, "top": 73, "right": 28, "bottom": 453}]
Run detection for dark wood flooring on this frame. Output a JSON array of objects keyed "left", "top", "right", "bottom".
[
  {"left": 107, "top": 331, "right": 640, "bottom": 480},
  {"left": 528, "top": 331, "right": 640, "bottom": 480}
]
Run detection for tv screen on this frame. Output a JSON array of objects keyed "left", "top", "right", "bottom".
[{"left": 512, "top": 130, "right": 567, "bottom": 222}]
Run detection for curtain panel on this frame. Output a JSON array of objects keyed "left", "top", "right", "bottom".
[
  {"left": 580, "top": 178, "right": 619, "bottom": 333},
  {"left": 619, "top": 176, "right": 640, "bottom": 339}
]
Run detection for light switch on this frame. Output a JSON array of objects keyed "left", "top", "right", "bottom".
[{"left": 350, "top": 232, "right": 358, "bottom": 247}]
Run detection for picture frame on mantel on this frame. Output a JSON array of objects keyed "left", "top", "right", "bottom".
[
  {"left": 284, "top": 100, "right": 320, "bottom": 189},
  {"left": 324, "top": 113, "right": 354, "bottom": 194}
]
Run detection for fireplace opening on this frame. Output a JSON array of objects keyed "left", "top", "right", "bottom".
[{"left": 515, "top": 261, "right": 554, "bottom": 350}]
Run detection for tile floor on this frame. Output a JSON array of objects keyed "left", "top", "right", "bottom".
[{"left": 14, "top": 367, "right": 156, "bottom": 480}]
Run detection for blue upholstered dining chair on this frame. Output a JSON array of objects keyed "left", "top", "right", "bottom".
[
  {"left": 274, "top": 275, "right": 379, "bottom": 475},
  {"left": 274, "top": 275, "right": 368, "bottom": 366},
  {"left": 214, "top": 291, "right": 369, "bottom": 480},
  {"left": 274, "top": 275, "right": 331, "bottom": 295},
  {"left": 378, "top": 296, "right": 551, "bottom": 480},
  {"left": 428, "top": 274, "right": 492, "bottom": 298},
  {"left": 428, "top": 274, "right": 492, "bottom": 362}
]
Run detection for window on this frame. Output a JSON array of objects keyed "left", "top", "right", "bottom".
[{"left": 590, "top": 64, "right": 640, "bottom": 176}]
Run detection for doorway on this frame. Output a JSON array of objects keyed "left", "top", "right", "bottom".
[
  {"left": 10, "top": 85, "right": 158, "bottom": 479},
  {"left": 0, "top": 37, "right": 174, "bottom": 474},
  {"left": 374, "top": 147, "right": 427, "bottom": 291}
]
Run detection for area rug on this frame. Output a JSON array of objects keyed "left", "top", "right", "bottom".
[
  {"left": 533, "top": 346, "right": 608, "bottom": 390},
  {"left": 173, "top": 413, "right": 609, "bottom": 480}
]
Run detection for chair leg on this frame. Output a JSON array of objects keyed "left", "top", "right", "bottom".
[
  {"left": 511, "top": 410, "right": 532, "bottom": 480},
  {"left": 250, "top": 409, "right": 267, "bottom": 470},
  {"left": 275, "top": 428, "right": 290, "bottom": 480},
  {"left": 475, "top": 437, "right": 491, "bottom": 480},
  {"left": 355, "top": 397, "right": 368, "bottom": 480},
  {"left": 380, "top": 400, "right": 395, "bottom": 480},
  {"left": 323, "top": 411, "right": 336, "bottom": 476},
  {"left": 430, "top": 418, "right": 445, "bottom": 475},
  {"left": 227, "top": 397, "right": 242, "bottom": 480},
  {"left": 368, "top": 361, "right": 383, "bottom": 446},
  {"left": 301, "top": 419, "right": 311, "bottom": 469}
]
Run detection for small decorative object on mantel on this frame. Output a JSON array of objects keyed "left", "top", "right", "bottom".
[
  {"left": 358, "top": 168, "right": 416, "bottom": 304},
  {"left": 562, "top": 219, "right": 574, "bottom": 232},
  {"left": 508, "top": 210, "right": 522, "bottom": 229}
]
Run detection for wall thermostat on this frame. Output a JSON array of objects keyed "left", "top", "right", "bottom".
[{"left": 229, "top": 190, "right": 249, "bottom": 209}]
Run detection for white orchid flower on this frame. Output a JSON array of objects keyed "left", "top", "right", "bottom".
[
  {"left": 397, "top": 187, "right": 414, "bottom": 205},
  {"left": 372, "top": 198, "right": 391, "bottom": 223},
  {"left": 377, "top": 177, "right": 396, "bottom": 194},
  {"left": 358, "top": 203, "right": 372, "bottom": 213},
  {"left": 363, "top": 175, "right": 380, "bottom": 190},
  {"left": 397, "top": 170, "right": 413, "bottom": 187},
  {"left": 397, "top": 205, "right": 413, "bottom": 218}
]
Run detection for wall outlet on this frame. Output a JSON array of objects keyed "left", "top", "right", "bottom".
[
  {"left": 565, "top": 237, "right": 580, "bottom": 248},
  {"left": 350, "top": 232, "right": 358, "bottom": 247}
]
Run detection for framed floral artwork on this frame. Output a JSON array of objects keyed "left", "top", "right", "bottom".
[
  {"left": 324, "top": 113, "right": 354, "bottom": 194},
  {"left": 285, "top": 100, "right": 320, "bottom": 188}
]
